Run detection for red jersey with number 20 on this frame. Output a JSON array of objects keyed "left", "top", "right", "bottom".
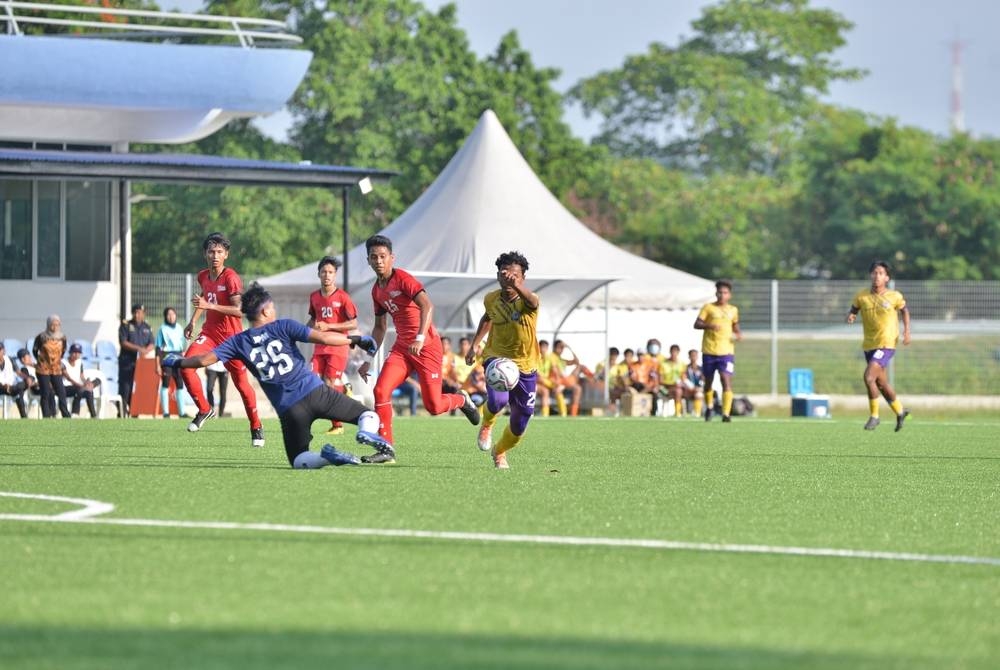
[
  {"left": 308, "top": 288, "right": 357, "bottom": 355},
  {"left": 197, "top": 266, "right": 244, "bottom": 341},
  {"left": 371, "top": 268, "right": 437, "bottom": 349}
]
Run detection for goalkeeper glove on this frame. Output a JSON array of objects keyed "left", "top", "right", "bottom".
[
  {"left": 349, "top": 335, "right": 379, "bottom": 356},
  {"left": 161, "top": 353, "right": 183, "bottom": 368}
]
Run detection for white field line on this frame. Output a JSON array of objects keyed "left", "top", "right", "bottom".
[{"left": 2, "top": 492, "right": 998, "bottom": 567}]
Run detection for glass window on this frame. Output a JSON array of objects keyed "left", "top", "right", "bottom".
[
  {"left": 37, "top": 181, "right": 61, "bottom": 278},
  {"left": 66, "top": 180, "right": 111, "bottom": 281},
  {"left": 0, "top": 179, "right": 32, "bottom": 280}
]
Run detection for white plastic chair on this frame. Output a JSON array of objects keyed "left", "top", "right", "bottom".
[{"left": 85, "top": 367, "right": 123, "bottom": 419}]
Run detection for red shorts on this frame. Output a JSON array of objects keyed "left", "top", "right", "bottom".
[{"left": 312, "top": 352, "right": 348, "bottom": 381}]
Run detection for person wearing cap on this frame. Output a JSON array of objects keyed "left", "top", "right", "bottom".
[
  {"left": 33, "top": 315, "right": 71, "bottom": 418},
  {"left": 0, "top": 341, "right": 28, "bottom": 418},
  {"left": 63, "top": 342, "right": 98, "bottom": 418},
  {"left": 118, "top": 303, "right": 154, "bottom": 417}
]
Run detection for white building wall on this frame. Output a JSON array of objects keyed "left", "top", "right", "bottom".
[{"left": 0, "top": 280, "right": 121, "bottom": 349}]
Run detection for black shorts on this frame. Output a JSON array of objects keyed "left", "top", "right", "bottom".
[{"left": 279, "top": 385, "right": 369, "bottom": 465}]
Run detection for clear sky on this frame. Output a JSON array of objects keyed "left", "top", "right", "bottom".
[
  {"left": 167, "top": 0, "right": 1000, "bottom": 141},
  {"left": 424, "top": 0, "right": 1000, "bottom": 141}
]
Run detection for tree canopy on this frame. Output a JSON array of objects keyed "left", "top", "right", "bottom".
[{"left": 109, "top": 0, "right": 1000, "bottom": 280}]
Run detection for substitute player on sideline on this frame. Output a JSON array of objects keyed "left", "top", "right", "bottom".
[
  {"left": 847, "top": 260, "right": 911, "bottom": 431},
  {"left": 694, "top": 279, "right": 742, "bottom": 422},
  {"left": 180, "top": 232, "right": 264, "bottom": 446},
  {"left": 163, "top": 282, "right": 395, "bottom": 468},
  {"left": 466, "top": 251, "right": 540, "bottom": 470},
  {"left": 307, "top": 256, "right": 358, "bottom": 435},
  {"left": 358, "top": 235, "right": 480, "bottom": 461}
]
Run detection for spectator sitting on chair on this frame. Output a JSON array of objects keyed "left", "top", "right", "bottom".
[
  {"left": 608, "top": 347, "right": 633, "bottom": 413},
  {"left": 0, "top": 341, "right": 28, "bottom": 418},
  {"left": 683, "top": 349, "right": 705, "bottom": 417},
  {"left": 551, "top": 340, "right": 584, "bottom": 416},
  {"left": 658, "top": 344, "right": 687, "bottom": 417},
  {"left": 33, "top": 315, "right": 71, "bottom": 418},
  {"left": 462, "top": 361, "right": 488, "bottom": 408},
  {"left": 14, "top": 348, "right": 40, "bottom": 397},
  {"left": 118, "top": 303, "right": 154, "bottom": 417},
  {"left": 62, "top": 342, "right": 98, "bottom": 418}
]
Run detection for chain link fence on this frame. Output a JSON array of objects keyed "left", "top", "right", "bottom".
[
  {"left": 131, "top": 273, "right": 195, "bottom": 333},
  {"left": 736, "top": 280, "right": 1000, "bottom": 396},
  {"left": 134, "top": 275, "right": 1000, "bottom": 396}
]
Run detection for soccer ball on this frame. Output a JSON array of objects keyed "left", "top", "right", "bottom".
[{"left": 485, "top": 357, "right": 519, "bottom": 392}]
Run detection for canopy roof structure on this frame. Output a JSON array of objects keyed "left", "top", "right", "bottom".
[
  {"left": 0, "top": 148, "right": 394, "bottom": 189},
  {"left": 263, "top": 110, "right": 713, "bottom": 341}
]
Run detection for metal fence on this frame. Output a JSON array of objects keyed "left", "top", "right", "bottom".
[
  {"left": 735, "top": 280, "right": 1000, "bottom": 396},
  {"left": 134, "top": 275, "right": 1000, "bottom": 396},
  {"left": 132, "top": 273, "right": 195, "bottom": 333}
]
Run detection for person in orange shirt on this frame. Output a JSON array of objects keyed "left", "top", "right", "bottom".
[{"left": 630, "top": 349, "right": 660, "bottom": 416}]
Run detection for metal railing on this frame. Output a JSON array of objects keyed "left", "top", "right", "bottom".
[
  {"left": 0, "top": 1, "right": 301, "bottom": 47},
  {"left": 132, "top": 275, "right": 1000, "bottom": 397}
]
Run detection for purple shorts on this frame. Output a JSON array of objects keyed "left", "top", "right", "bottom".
[
  {"left": 485, "top": 361, "right": 537, "bottom": 436},
  {"left": 864, "top": 348, "right": 895, "bottom": 368},
  {"left": 703, "top": 353, "right": 735, "bottom": 378}
]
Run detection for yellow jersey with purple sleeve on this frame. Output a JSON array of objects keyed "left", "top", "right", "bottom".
[
  {"left": 481, "top": 289, "right": 540, "bottom": 373},
  {"left": 698, "top": 302, "right": 739, "bottom": 356},
  {"left": 852, "top": 289, "right": 906, "bottom": 350}
]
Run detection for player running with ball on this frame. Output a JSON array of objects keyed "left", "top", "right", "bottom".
[
  {"left": 163, "top": 282, "right": 395, "bottom": 469},
  {"left": 467, "top": 251, "right": 540, "bottom": 470}
]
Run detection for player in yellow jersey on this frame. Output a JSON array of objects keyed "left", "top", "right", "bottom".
[
  {"left": 694, "top": 280, "right": 742, "bottom": 422},
  {"left": 467, "top": 251, "right": 540, "bottom": 469},
  {"left": 847, "top": 260, "right": 911, "bottom": 431},
  {"left": 658, "top": 344, "right": 687, "bottom": 417}
]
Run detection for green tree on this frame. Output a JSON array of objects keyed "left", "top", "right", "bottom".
[
  {"left": 569, "top": 0, "right": 862, "bottom": 174},
  {"left": 786, "top": 107, "right": 1000, "bottom": 279}
]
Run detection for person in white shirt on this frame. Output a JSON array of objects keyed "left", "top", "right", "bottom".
[
  {"left": 0, "top": 341, "right": 28, "bottom": 418},
  {"left": 62, "top": 342, "right": 98, "bottom": 417}
]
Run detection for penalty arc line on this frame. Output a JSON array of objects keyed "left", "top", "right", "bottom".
[{"left": 1, "top": 492, "right": 998, "bottom": 567}]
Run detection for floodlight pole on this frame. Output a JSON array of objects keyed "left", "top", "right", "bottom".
[{"left": 342, "top": 186, "right": 350, "bottom": 293}]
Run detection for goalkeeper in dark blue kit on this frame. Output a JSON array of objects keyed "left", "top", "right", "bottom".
[{"left": 163, "top": 282, "right": 394, "bottom": 468}]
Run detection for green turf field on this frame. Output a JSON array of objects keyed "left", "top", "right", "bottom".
[{"left": 1, "top": 415, "right": 998, "bottom": 669}]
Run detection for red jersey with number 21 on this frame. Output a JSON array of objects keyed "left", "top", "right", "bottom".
[
  {"left": 197, "top": 267, "right": 244, "bottom": 341},
  {"left": 371, "top": 268, "right": 437, "bottom": 349}
]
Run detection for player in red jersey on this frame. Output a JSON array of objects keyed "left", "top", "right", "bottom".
[
  {"left": 357, "top": 235, "right": 479, "bottom": 461},
  {"left": 180, "top": 232, "right": 264, "bottom": 447},
  {"left": 307, "top": 256, "right": 358, "bottom": 435}
]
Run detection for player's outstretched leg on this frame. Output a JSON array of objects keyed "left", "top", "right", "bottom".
[
  {"left": 355, "top": 409, "right": 396, "bottom": 464},
  {"left": 319, "top": 444, "right": 361, "bottom": 466},
  {"left": 459, "top": 390, "right": 481, "bottom": 426}
]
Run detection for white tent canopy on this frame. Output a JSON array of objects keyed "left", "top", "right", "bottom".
[{"left": 263, "top": 109, "right": 714, "bottom": 362}]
